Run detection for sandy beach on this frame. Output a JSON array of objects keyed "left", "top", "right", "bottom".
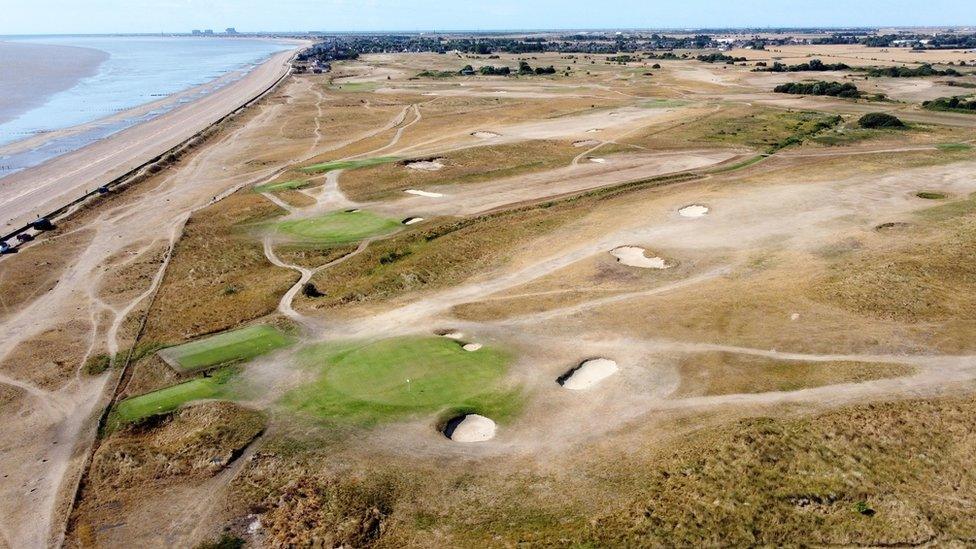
[
  {"left": 0, "top": 45, "right": 301, "bottom": 230},
  {"left": 0, "top": 41, "right": 108, "bottom": 125}
]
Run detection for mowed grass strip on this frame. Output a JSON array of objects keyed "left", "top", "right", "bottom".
[
  {"left": 300, "top": 156, "right": 400, "bottom": 174},
  {"left": 112, "top": 367, "right": 238, "bottom": 425},
  {"left": 274, "top": 210, "right": 401, "bottom": 246},
  {"left": 254, "top": 179, "right": 310, "bottom": 193},
  {"left": 283, "top": 336, "right": 522, "bottom": 425},
  {"left": 160, "top": 324, "right": 295, "bottom": 372}
]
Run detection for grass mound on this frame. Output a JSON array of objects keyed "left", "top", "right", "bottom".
[
  {"left": 300, "top": 156, "right": 400, "bottom": 174},
  {"left": 283, "top": 336, "right": 521, "bottom": 425},
  {"left": 159, "top": 324, "right": 295, "bottom": 372},
  {"left": 254, "top": 180, "right": 309, "bottom": 193},
  {"left": 112, "top": 367, "right": 239, "bottom": 425},
  {"left": 274, "top": 210, "right": 401, "bottom": 246}
]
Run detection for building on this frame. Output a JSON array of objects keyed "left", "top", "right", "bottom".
[{"left": 225, "top": 28, "right": 238, "bottom": 35}]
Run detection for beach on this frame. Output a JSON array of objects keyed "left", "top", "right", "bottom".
[
  {"left": 0, "top": 45, "right": 301, "bottom": 230},
  {"left": 0, "top": 41, "right": 109, "bottom": 126}
]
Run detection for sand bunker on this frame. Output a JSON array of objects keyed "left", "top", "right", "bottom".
[
  {"left": 345, "top": 208, "right": 361, "bottom": 213},
  {"left": 405, "top": 189, "right": 444, "bottom": 198},
  {"left": 678, "top": 204, "right": 709, "bottom": 218},
  {"left": 402, "top": 217, "right": 425, "bottom": 225},
  {"left": 610, "top": 246, "right": 671, "bottom": 269},
  {"left": 589, "top": 158, "right": 606, "bottom": 164},
  {"left": 406, "top": 159, "right": 444, "bottom": 171},
  {"left": 559, "top": 358, "right": 619, "bottom": 390},
  {"left": 586, "top": 128, "right": 602, "bottom": 133},
  {"left": 574, "top": 139, "right": 601, "bottom": 148},
  {"left": 472, "top": 131, "right": 500, "bottom": 139},
  {"left": 462, "top": 343, "right": 483, "bottom": 352},
  {"left": 444, "top": 414, "right": 496, "bottom": 442},
  {"left": 437, "top": 330, "right": 464, "bottom": 340}
]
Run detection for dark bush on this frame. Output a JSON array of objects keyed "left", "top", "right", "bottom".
[{"left": 858, "top": 112, "right": 906, "bottom": 128}]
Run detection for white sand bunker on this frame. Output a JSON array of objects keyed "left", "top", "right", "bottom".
[
  {"left": 559, "top": 358, "right": 619, "bottom": 390},
  {"left": 589, "top": 157, "right": 607, "bottom": 164},
  {"left": 405, "top": 189, "right": 444, "bottom": 198},
  {"left": 573, "top": 139, "right": 601, "bottom": 148},
  {"left": 444, "top": 414, "right": 496, "bottom": 442},
  {"left": 610, "top": 246, "right": 671, "bottom": 269},
  {"left": 472, "top": 131, "right": 500, "bottom": 139},
  {"left": 678, "top": 204, "right": 709, "bottom": 218},
  {"left": 586, "top": 128, "right": 602, "bottom": 133},
  {"left": 406, "top": 159, "right": 444, "bottom": 171},
  {"left": 345, "top": 208, "right": 361, "bottom": 213},
  {"left": 437, "top": 330, "right": 464, "bottom": 340},
  {"left": 462, "top": 343, "right": 483, "bottom": 352},
  {"left": 402, "top": 217, "right": 424, "bottom": 225}
]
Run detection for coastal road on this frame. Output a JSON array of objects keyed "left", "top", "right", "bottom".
[{"left": 0, "top": 46, "right": 300, "bottom": 231}]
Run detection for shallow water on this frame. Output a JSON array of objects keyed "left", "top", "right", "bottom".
[{"left": 0, "top": 35, "right": 292, "bottom": 174}]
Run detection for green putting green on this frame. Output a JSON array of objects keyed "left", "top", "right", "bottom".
[
  {"left": 283, "top": 336, "right": 522, "bottom": 425},
  {"left": 254, "top": 179, "right": 309, "bottom": 193},
  {"left": 300, "top": 156, "right": 400, "bottom": 174},
  {"left": 112, "top": 367, "right": 238, "bottom": 425},
  {"left": 159, "top": 325, "right": 295, "bottom": 372},
  {"left": 274, "top": 210, "right": 400, "bottom": 245}
]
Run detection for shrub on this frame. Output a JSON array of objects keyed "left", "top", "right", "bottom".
[{"left": 858, "top": 112, "right": 905, "bottom": 128}]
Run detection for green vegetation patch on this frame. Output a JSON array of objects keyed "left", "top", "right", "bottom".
[
  {"left": 858, "top": 112, "right": 905, "bottom": 129},
  {"left": 112, "top": 367, "right": 239, "bottom": 425},
  {"left": 159, "top": 324, "right": 295, "bottom": 372},
  {"left": 254, "top": 179, "right": 310, "bottom": 193},
  {"left": 916, "top": 191, "right": 948, "bottom": 200},
  {"left": 923, "top": 95, "right": 976, "bottom": 113},
  {"left": 638, "top": 98, "right": 690, "bottom": 108},
  {"left": 274, "top": 210, "right": 401, "bottom": 246},
  {"left": 936, "top": 142, "right": 973, "bottom": 152},
  {"left": 282, "top": 336, "right": 522, "bottom": 425},
  {"left": 300, "top": 156, "right": 400, "bottom": 174}
]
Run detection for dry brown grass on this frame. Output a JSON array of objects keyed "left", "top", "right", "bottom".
[
  {"left": 68, "top": 402, "right": 264, "bottom": 547},
  {"left": 0, "top": 229, "right": 94, "bottom": 321},
  {"left": 673, "top": 352, "right": 914, "bottom": 397},
  {"left": 142, "top": 191, "right": 297, "bottom": 343},
  {"left": 0, "top": 319, "right": 92, "bottom": 390},
  {"left": 339, "top": 139, "right": 582, "bottom": 201}
]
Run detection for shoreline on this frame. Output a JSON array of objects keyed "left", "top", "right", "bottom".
[{"left": 0, "top": 44, "right": 304, "bottom": 230}]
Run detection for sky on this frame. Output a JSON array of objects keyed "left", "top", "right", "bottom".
[{"left": 1, "top": 0, "right": 975, "bottom": 35}]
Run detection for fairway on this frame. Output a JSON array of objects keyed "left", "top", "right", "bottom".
[
  {"left": 112, "top": 368, "right": 238, "bottom": 425},
  {"left": 283, "top": 336, "right": 522, "bottom": 424},
  {"left": 254, "top": 179, "right": 309, "bottom": 193},
  {"left": 158, "top": 324, "right": 295, "bottom": 372},
  {"left": 274, "top": 210, "right": 401, "bottom": 245},
  {"left": 300, "top": 156, "right": 400, "bottom": 174}
]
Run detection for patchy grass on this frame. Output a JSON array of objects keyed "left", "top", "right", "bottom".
[
  {"left": 142, "top": 191, "right": 297, "bottom": 343},
  {"left": 638, "top": 98, "right": 690, "bottom": 108},
  {"left": 158, "top": 324, "right": 296, "bottom": 373},
  {"left": 330, "top": 82, "right": 381, "bottom": 93},
  {"left": 935, "top": 142, "right": 973, "bottom": 152},
  {"left": 674, "top": 352, "right": 913, "bottom": 397},
  {"left": 111, "top": 367, "right": 240, "bottom": 425},
  {"left": 282, "top": 336, "right": 521, "bottom": 425},
  {"left": 339, "top": 140, "right": 580, "bottom": 201},
  {"left": 916, "top": 191, "right": 948, "bottom": 200},
  {"left": 274, "top": 210, "right": 401, "bottom": 246},
  {"left": 254, "top": 180, "right": 309, "bottom": 193},
  {"left": 300, "top": 156, "right": 400, "bottom": 174}
]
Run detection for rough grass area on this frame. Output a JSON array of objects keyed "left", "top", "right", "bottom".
[
  {"left": 935, "top": 142, "right": 972, "bottom": 152},
  {"left": 916, "top": 191, "right": 947, "bottom": 200},
  {"left": 142, "top": 191, "right": 297, "bottom": 342},
  {"left": 158, "top": 324, "right": 295, "bottom": 373},
  {"left": 274, "top": 210, "right": 401, "bottom": 246},
  {"left": 638, "top": 98, "right": 690, "bottom": 108},
  {"left": 254, "top": 179, "right": 309, "bottom": 193},
  {"left": 587, "top": 396, "right": 976, "bottom": 546},
  {"left": 70, "top": 402, "right": 263, "bottom": 546},
  {"left": 300, "top": 156, "right": 400, "bottom": 174},
  {"left": 282, "top": 336, "right": 521, "bottom": 425},
  {"left": 111, "top": 367, "right": 240, "bottom": 425},
  {"left": 674, "top": 352, "right": 913, "bottom": 397},
  {"left": 811, "top": 209, "right": 976, "bottom": 324},
  {"left": 338, "top": 140, "right": 581, "bottom": 201},
  {"left": 624, "top": 107, "right": 842, "bottom": 153}
]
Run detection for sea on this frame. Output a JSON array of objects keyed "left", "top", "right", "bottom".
[{"left": 0, "top": 35, "right": 293, "bottom": 176}]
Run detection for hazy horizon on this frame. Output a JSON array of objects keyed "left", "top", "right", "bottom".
[{"left": 3, "top": 0, "right": 975, "bottom": 36}]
